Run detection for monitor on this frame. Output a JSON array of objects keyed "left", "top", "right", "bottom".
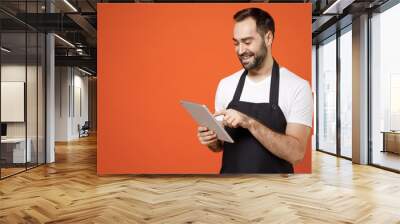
[{"left": 1, "top": 123, "right": 7, "bottom": 137}]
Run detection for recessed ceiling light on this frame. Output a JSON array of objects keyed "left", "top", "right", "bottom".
[
  {"left": 77, "top": 67, "right": 93, "bottom": 76},
  {"left": 322, "top": 0, "right": 355, "bottom": 15},
  {"left": 54, "top": 34, "right": 75, "bottom": 48},
  {"left": 1, "top": 47, "right": 11, "bottom": 53},
  {"left": 63, "top": 0, "right": 78, "bottom": 12}
]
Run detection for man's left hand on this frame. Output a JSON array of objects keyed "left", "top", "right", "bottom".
[{"left": 214, "top": 109, "right": 252, "bottom": 129}]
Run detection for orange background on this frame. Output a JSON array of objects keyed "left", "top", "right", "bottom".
[{"left": 98, "top": 3, "right": 312, "bottom": 174}]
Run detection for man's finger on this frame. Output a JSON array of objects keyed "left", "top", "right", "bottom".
[
  {"left": 202, "top": 138, "right": 218, "bottom": 145},
  {"left": 213, "top": 109, "right": 226, "bottom": 117},
  {"left": 222, "top": 114, "right": 230, "bottom": 123},
  {"left": 226, "top": 116, "right": 234, "bottom": 125},
  {"left": 202, "top": 133, "right": 217, "bottom": 141},
  {"left": 200, "top": 130, "right": 214, "bottom": 137},
  {"left": 198, "top": 126, "right": 208, "bottom": 132},
  {"left": 232, "top": 119, "right": 239, "bottom": 128}
]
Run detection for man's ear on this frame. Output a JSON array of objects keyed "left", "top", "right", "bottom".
[{"left": 264, "top": 31, "right": 274, "bottom": 47}]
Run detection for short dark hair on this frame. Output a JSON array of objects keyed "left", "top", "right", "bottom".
[{"left": 233, "top": 8, "right": 275, "bottom": 37}]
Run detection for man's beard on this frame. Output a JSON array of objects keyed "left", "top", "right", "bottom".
[{"left": 238, "top": 42, "right": 268, "bottom": 71}]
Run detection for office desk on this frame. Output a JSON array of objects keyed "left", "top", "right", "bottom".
[
  {"left": 1, "top": 138, "right": 31, "bottom": 164},
  {"left": 381, "top": 131, "right": 400, "bottom": 154}
]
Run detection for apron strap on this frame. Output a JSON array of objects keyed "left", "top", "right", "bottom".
[
  {"left": 232, "top": 70, "right": 248, "bottom": 102},
  {"left": 269, "top": 60, "right": 280, "bottom": 106}
]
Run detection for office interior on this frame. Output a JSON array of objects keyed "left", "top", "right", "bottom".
[
  {"left": 312, "top": 0, "right": 400, "bottom": 172},
  {"left": 0, "top": 0, "right": 97, "bottom": 179},
  {"left": 0, "top": 0, "right": 399, "bottom": 222}
]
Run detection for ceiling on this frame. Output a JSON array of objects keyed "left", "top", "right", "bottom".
[{"left": 0, "top": 0, "right": 394, "bottom": 75}]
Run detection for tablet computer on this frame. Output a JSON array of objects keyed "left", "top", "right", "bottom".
[{"left": 180, "top": 100, "right": 234, "bottom": 143}]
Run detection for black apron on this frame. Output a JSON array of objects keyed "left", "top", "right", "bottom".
[{"left": 220, "top": 60, "right": 293, "bottom": 173}]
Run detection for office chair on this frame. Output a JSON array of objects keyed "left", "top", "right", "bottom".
[{"left": 79, "top": 121, "right": 90, "bottom": 138}]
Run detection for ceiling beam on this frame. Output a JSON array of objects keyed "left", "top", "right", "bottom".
[{"left": 67, "top": 13, "right": 97, "bottom": 39}]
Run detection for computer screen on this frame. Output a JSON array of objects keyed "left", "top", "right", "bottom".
[{"left": 1, "top": 123, "right": 7, "bottom": 137}]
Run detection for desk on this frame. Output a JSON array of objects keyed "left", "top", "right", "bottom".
[
  {"left": 381, "top": 131, "right": 400, "bottom": 154},
  {"left": 1, "top": 138, "right": 31, "bottom": 163}
]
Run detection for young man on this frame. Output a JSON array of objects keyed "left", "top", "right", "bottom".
[{"left": 197, "top": 8, "right": 313, "bottom": 173}]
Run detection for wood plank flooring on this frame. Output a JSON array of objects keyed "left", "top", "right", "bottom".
[
  {"left": 1, "top": 167, "right": 26, "bottom": 178},
  {"left": 372, "top": 151, "right": 400, "bottom": 171},
  {"left": 0, "top": 134, "right": 400, "bottom": 223}
]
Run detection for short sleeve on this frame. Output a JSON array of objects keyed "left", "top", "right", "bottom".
[
  {"left": 214, "top": 80, "right": 225, "bottom": 113},
  {"left": 286, "top": 81, "right": 313, "bottom": 127}
]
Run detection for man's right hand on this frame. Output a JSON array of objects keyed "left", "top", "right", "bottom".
[{"left": 197, "top": 126, "right": 222, "bottom": 152}]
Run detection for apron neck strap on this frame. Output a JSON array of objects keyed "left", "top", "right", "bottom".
[
  {"left": 269, "top": 59, "right": 280, "bottom": 106},
  {"left": 232, "top": 59, "right": 280, "bottom": 105},
  {"left": 232, "top": 70, "right": 248, "bottom": 102}
]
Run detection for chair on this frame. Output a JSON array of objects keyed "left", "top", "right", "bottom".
[{"left": 79, "top": 121, "right": 90, "bottom": 138}]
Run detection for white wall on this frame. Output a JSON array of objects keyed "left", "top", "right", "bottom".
[
  {"left": 1, "top": 82, "right": 25, "bottom": 122},
  {"left": 1, "top": 63, "right": 46, "bottom": 164},
  {"left": 55, "top": 67, "right": 70, "bottom": 141},
  {"left": 1, "top": 65, "right": 39, "bottom": 137},
  {"left": 72, "top": 73, "right": 89, "bottom": 138},
  {"left": 55, "top": 67, "right": 89, "bottom": 141},
  {"left": 1, "top": 65, "right": 26, "bottom": 130}
]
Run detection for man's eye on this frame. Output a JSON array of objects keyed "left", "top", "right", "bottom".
[
  {"left": 233, "top": 42, "right": 239, "bottom": 46},
  {"left": 244, "top": 41, "right": 251, "bottom": 45}
]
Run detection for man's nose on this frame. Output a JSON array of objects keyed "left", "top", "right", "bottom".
[{"left": 238, "top": 43, "right": 246, "bottom": 55}]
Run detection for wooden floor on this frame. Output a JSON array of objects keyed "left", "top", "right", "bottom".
[
  {"left": 1, "top": 167, "right": 26, "bottom": 178},
  {"left": 372, "top": 150, "right": 400, "bottom": 171},
  {"left": 1, "top": 135, "right": 400, "bottom": 223}
]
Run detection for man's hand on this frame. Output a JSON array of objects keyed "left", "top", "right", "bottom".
[
  {"left": 214, "top": 109, "right": 252, "bottom": 129},
  {"left": 197, "top": 126, "right": 222, "bottom": 152}
]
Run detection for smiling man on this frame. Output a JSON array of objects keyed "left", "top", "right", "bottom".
[{"left": 197, "top": 7, "right": 313, "bottom": 173}]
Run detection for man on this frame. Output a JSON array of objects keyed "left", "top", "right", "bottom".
[{"left": 197, "top": 8, "right": 313, "bottom": 173}]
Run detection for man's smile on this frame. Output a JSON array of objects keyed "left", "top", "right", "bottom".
[{"left": 240, "top": 54, "right": 254, "bottom": 64}]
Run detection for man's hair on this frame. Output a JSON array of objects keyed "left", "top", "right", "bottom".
[{"left": 233, "top": 8, "right": 275, "bottom": 37}]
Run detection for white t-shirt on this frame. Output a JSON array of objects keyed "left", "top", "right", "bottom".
[{"left": 215, "top": 67, "right": 313, "bottom": 127}]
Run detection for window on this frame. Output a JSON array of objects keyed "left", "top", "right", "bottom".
[
  {"left": 370, "top": 2, "right": 400, "bottom": 171},
  {"left": 339, "top": 28, "right": 352, "bottom": 158},
  {"left": 317, "top": 35, "right": 337, "bottom": 154}
]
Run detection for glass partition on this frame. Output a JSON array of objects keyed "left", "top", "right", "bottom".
[
  {"left": 38, "top": 32, "right": 45, "bottom": 165},
  {"left": 371, "top": 3, "right": 400, "bottom": 171},
  {"left": 1, "top": 30, "right": 28, "bottom": 177},
  {"left": 0, "top": 1, "right": 46, "bottom": 179},
  {"left": 317, "top": 35, "right": 337, "bottom": 155},
  {"left": 339, "top": 27, "right": 352, "bottom": 158},
  {"left": 27, "top": 30, "right": 38, "bottom": 169}
]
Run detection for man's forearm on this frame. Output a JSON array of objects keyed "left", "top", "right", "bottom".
[
  {"left": 247, "top": 119, "right": 303, "bottom": 165},
  {"left": 208, "top": 140, "right": 223, "bottom": 152}
]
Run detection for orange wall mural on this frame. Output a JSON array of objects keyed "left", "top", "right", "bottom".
[{"left": 98, "top": 3, "right": 312, "bottom": 174}]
